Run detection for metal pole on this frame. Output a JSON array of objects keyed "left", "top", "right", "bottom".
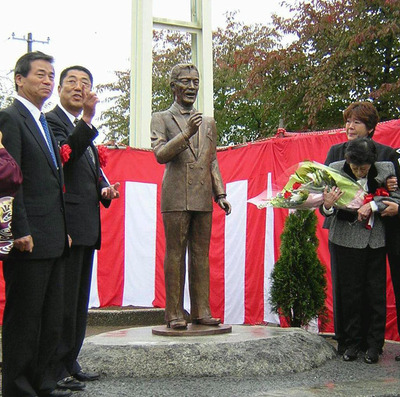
[{"left": 27, "top": 32, "right": 32, "bottom": 52}]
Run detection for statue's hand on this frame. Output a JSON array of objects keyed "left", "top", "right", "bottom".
[
  {"left": 218, "top": 198, "right": 232, "bottom": 215},
  {"left": 184, "top": 112, "right": 202, "bottom": 139}
]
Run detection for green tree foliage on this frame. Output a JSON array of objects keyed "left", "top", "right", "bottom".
[
  {"left": 152, "top": 30, "right": 191, "bottom": 113},
  {"left": 96, "top": 30, "right": 191, "bottom": 144},
  {"left": 97, "top": 70, "right": 131, "bottom": 145},
  {"left": 269, "top": 210, "right": 327, "bottom": 328},
  {"left": 248, "top": 0, "right": 400, "bottom": 131},
  {"left": 97, "top": 0, "right": 400, "bottom": 144},
  {"left": 213, "top": 13, "right": 277, "bottom": 144},
  {"left": 97, "top": 13, "right": 275, "bottom": 145}
]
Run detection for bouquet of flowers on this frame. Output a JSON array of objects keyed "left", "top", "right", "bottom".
[{"left": 249, "top": 161, "right": 366, "bottom": 210}]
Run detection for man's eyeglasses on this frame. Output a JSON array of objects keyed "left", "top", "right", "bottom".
[{"left": 64, "top": 79, "right": 92, "bottom": 90}]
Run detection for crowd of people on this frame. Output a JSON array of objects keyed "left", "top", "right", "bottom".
[{"left": 1, "top": 49, "right": 400, "bottom": 397}]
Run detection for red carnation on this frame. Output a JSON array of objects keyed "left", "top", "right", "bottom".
[
  {"left": 375, "top": 187, "right": 389, "bottom": 197},
  {"left": 97, "top": 145, "right": 108, "bottom": 168},
  {"left": 292, "top": 182, "right": 302, "bottom": 190},
  {"left": 60, "top": 144, "right": 72, "bottom": 165},
  {"left": 284, "top": 191, "right": 292, "bottom": 199}
]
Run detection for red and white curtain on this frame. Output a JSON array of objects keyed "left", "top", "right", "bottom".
[{"left": 2, "top": 119, "right": 400, "bottom": 340}]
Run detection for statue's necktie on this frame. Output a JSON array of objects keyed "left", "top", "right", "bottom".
[{"left": 39, "top": 113, "right": 58, "bottom": 167}]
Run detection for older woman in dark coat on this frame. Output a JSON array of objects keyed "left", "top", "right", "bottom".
[{"left": 322, "top": 137, "right": 400, "bottom": 364}]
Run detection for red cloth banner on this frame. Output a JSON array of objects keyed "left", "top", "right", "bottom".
[{"left": 1, "top": 119, "right": 400, "bottom": 341}]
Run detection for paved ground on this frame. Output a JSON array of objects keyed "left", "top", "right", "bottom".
[
  {"left": 78, "top": 327, "right": 400, "bottom": 397},
  {"left": 2, "top": 325, "right": 400, "bottom": 396}
]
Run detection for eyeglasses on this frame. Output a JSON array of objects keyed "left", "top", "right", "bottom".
[{"left": 64, "top": 78, "right": 92, "bottom": 90}]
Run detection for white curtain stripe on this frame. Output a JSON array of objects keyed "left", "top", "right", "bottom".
[
  {"left": 264, "top": 173, "right": 279, "bottom": 324},
  {"left": 88, "top": 250, "right": 100, "bottom": 308},
  {"left": 123, "top": 182, "right": 157, "bottom": 306},
  {"left": 224, "top": 180, "right": 248, "bottom": 324}
]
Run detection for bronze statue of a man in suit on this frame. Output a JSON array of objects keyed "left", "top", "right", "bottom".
[{"left": 151, "top": 63, "right": 231, "bottom": 330}]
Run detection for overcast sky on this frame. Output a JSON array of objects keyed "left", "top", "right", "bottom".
[
  {"left": 0, "top": 0, "right": 292, "bottom": 135},
  {"left": 0, "top": 1, "right": 291, "bottom": 85}
]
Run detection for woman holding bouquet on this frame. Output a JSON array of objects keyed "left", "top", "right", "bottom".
[
  {"left": 323, "top": 102, "right": 400, "bottom": 357},
  {"left": 322, "top": 137, "right": 400, "bottom": 364}
]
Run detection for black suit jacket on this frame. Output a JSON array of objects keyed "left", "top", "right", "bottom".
[
  {"left": 0, "top": 99, "right": 68, "bottom": 259},
  {"left": 46, "top": 105, "right": 110, "bottom": 249}
]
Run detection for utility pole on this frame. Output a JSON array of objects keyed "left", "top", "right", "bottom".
[{"left": 11, "top": 32, "right": 50, "bottom": 52}]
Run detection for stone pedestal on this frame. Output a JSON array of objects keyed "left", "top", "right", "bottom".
[{"left": 79, "top": 325, "right": 336, "bottom": 378}]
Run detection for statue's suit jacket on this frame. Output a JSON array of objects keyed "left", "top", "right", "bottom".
[
  {"left": 326, "top": 160, "right": 400, "bottom": 249},
  {"left": 46, "top": 105, "right": 110, "bottom": 249},
  {"left": 151, "top": 103, "right": 226, "bottom": 212}
]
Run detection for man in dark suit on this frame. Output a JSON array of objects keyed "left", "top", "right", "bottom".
[
  {"left": 324, "top": 101, "right": 400, "bottom": 356},
  {"left": 46, "top": 66, "right": 120, "bottom": 391},
  {"left": 0, "top": 52, "right": 71, "bottom": 397},
  {"left": 151, "top": 63, "right": 231, "bottom": 330}
]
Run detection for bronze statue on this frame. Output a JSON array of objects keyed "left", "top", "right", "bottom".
[{"left": 151, "top": 64, "right": 231, "bottom": 330}]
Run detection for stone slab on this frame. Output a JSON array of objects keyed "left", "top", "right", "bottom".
[
  {"left": 87, "top": 307, "right": 165, "bottom": 326},
  {"left": 79, "top": 325, "right": 336, "bottom": 378},
  {"left": 152, "top": 323, "right": 232, "bottom": 336}
]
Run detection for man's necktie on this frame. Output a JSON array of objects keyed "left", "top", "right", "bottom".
[
  {"left": 87, "top": 146, "right": 96, "bottom": 165},
  {"left": 73, "top": 117, "right": 95, "bottom": 164},
  {"left": 39, "top": 113, "right": 58, "bottom": 167}
]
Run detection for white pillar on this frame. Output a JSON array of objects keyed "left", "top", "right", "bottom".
[
  {"left": 130, "top": 0, "right": 153, "bottom": 148},
  {"left": 191, "top": 0, "right": 213, "bottom": 117},
  {"left": 130, "top": 0, "right": 213, "bottom": 148}
]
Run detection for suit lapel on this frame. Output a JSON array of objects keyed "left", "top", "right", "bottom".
[
  {"left": 198, "top": 122, "right": 211, "bottom": 157},
  {"left": 15, "top": 101, "right": 61, "bottom": 178},
  {"left": 55, "top": 106, "right": 98, "bottom": 177},
  {"left": 169, "top": 107, "right": 197, "bottom": 160}
]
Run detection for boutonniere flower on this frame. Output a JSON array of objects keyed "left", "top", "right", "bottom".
[
  {"left": 60, "top": 144, "right": 72, "bottom": 165},
  {"left": 97, "top": 145, "right": 108, "bottom": 168}
]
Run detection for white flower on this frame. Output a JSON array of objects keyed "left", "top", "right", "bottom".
[{"left": 291, "top": 192, "right": 304, "bottom": 202}]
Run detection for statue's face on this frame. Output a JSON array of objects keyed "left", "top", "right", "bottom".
[{"left": 172, "top": 68, "right": 199, "bottom": 107}]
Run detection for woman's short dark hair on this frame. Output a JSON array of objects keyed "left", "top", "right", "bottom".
[
  {"left": 14, "top": 51, "right": 54, "bottom": 91},
  {"left": 343, "top": 102, "right": 379, "bottom": 138},
  {"left": 345, "top": 137, "right": 377, "bottom": 165}
]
